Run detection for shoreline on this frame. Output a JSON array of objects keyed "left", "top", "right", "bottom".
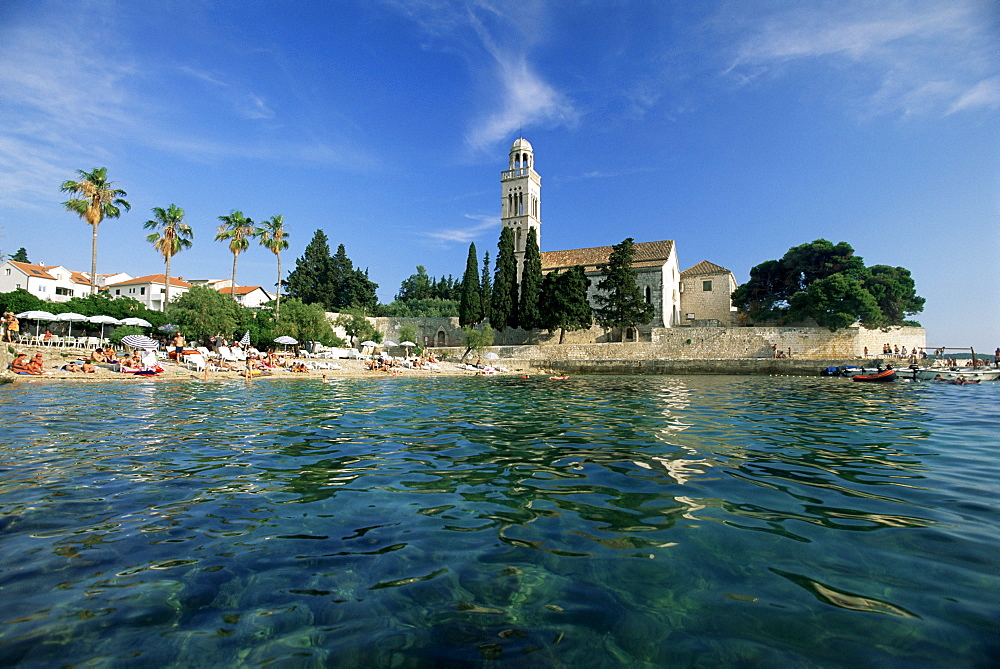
[{"left": 1, "top": 344, "right": 925, "bottom": 384}]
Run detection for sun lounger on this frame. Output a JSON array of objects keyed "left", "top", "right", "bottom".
[{"left": 217, "top": 346, "right": 238, "bottom": 362}]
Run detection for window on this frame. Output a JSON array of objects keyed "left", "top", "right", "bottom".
[
  {"left": 644, "top": 286, "right": 651, "bottom": 304},
  {"left": 702, "top": 280, "right": 713, "bottom": 292},
  {"left": 686, "top": 313, "right": 695, "bottom": 320},
  {"left": 56, "top": 287, "right": 73, "bottom": 296},
  {"left": 3, "top": 268, "right": 9, "bottom": 275},
  {"left": 140, "top": 287, "right": 146, "bottom": 295},
  {"left": 115, "top": 289, "right": 121, "bottom": 295},
  {"left": 38, "top": 285, "right": 46, "bottom": 293}
]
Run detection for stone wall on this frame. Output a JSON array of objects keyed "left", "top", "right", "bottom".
[
  {"left": 324, "top": 311, "right": 925, "bottom": 361},
  {"left": 432, "top": 325, "right": 925, "bottom": 362}
]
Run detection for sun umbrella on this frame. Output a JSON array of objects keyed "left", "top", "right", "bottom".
[
  {"left": 15, "top": 310, "right": 56, "bottom": 336},
  {"left": 121, "top": 334, "right": 159, "bottom": 350},
  {"left": 381, "top": 340, "right": 398, "bottom": 348},
  {"left": 158, "top": 324, "right": 180, "bottom": 333},
  {"left": 53, "top": 312, "right": 89, "bottom": 337},
  {"left": 239, "top": 331, "right": 251, "bottom": 348},
  {"left": 274, "top": 336, "right": 298, "bottom": 345},
  {"left": 121, "top": 317, "right": 152, "bottom": 327},
  {"left": 359, "top": 340, "right": 377, "bottom": 348},
  {"left": 399, "top": 340, "right": 416, "bottom": 357},
  {"left": 89, "top": 315, "right": 122, "bottom": 339},
  {"left": 483, "top": 351, "right": 500, "bottom": 360}
]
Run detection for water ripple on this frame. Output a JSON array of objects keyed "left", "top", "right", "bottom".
[{"left": 0, "top": 376, "right": 997, "bottom": 665}]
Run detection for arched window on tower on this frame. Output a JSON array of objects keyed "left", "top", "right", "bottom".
[
  {"left": 518, "top": 193, "right": 523, "bottom": 215},
  {"left": 644, "top": 286, "right": 651, "bottom": 304},
  {"left": 516, "top": 228, "right": 522, "bottom": 251}
]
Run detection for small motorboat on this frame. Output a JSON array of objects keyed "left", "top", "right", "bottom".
[{"left": 852, "top": 368, "right": 897, "bottom": 383}]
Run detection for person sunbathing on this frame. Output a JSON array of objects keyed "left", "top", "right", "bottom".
[
  {"left": 61, "top": 362, "right": 82, "bottom": 372},
  {"left": 81, "top": 361, "right": 97, "bottom": 373},
  {"left": 12, "top": 353, "right": 42, "bottom": 375},
  {"left": 28, "top": 353, "right": 48, "bottom": 374},
  {"left": 90, "top": 348, "right": 107, "bottom": 363}
]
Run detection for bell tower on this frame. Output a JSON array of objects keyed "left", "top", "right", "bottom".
[{"left": 500, "top": 137, "right": 541, "bottom": 280}]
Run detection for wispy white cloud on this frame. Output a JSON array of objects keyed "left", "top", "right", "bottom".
[
  {"left": 388, "top": 0, "right": 577, "bottom": 151},
  {"left": 722, "top": 1, "right": 998, "bottom": 118},
  {"left": 556, "top": 167, "right": 660, "bottom": 184},
  {"left": 0, "top": 13, "right": 371, "bottom": 213},
  {"left": 422, "top": 213, "right": 497, "bottom": 245},
  {"left": 947, "top": 76, "right": 1000, "bottom": 114}
]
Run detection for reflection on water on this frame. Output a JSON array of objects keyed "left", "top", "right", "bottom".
[{"left": 0, "top": 376, "right": 997, "bottom": 666}]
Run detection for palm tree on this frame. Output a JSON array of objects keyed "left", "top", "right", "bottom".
[
  {"left": 144, "top": 204, "right": 194, "bottom": 308},
  {"left": 60, "top": 167, "right": 131, "bottom": 295},
  {"left": 255, "top": 215, "right": 290, "bottom": 318},
  {"left": 215, "top": 210, "right": 255, "bottom": 300}
]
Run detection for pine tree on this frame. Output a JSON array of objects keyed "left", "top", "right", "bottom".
[
  {"left": 459, "top": 243, "right": 483, "bottom": 326},
  {"left": 491, "top": 227, "right": 518, "bottom": 330},
  {"left": 11, "top": 248, "right": 28, "bottom": 263},
  {"left": 480, "top": 251, "right": 492, "bottom": 323},
  {"left": 518, "top": 228, "right": 542, "bottom": 330},
  {"left": 285, "top": 230, "right": 336, "bottom": 308},
  {"left": 540, "top": 266, "right": 592, "bottom": 343},
  {"left": 593, "top": 238, "right": 654, "bottom": 341}
]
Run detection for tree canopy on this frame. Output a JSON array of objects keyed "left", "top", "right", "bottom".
[
  {"left": 167, "top": 285, "right": 243, "bottom": 340},
  {"left": 144, "top": 203, "right": 193, "bottom": 307},
  {"left": 285, "top": 231, "right": 378, "bottom": 312},
  {"left": 60, "top": 167, "right": 130, "bottom": 295},
  {"left": 539, "top": 266, "right": 592, "bottom": 343},
  {"left": 215, "top": 210, "right": 255, "bottom": 298},
  {"left": 11, "top": 248, "right": 28, "bottom": 263},
  {"left": 491, "top": 227, "right": 518, "bottom": 331},
  {"left": 459, "top": 243, "right": 483, "bottom": 326},
  {"left": 517, "top": 228, "right": 543, "bottom": 330},
  {"left": 592, "top": 238, "right": 654, "bottom": 340},
  {"left": 732, "top": 239, "right": 924, "bottom": 330}
]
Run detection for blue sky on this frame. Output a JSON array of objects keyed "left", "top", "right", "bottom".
[{"left": 1, "top": 0, "right": 997, "bottom": 350}]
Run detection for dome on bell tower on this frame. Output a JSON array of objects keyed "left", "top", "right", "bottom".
[{"left": 510, "top": 137, "right": 533, "bottom": 154}]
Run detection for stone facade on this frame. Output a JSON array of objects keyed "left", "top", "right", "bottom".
[
  {"left": 678, "top": 261, "right": 738, "bottom": 326},
  {"left": 541, "top": 240, "right": 681, "bottom": 329}
]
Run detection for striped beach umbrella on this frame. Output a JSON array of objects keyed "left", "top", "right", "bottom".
[
  {"left": 239, "top": 331, "right": 251, "bottom": 347},
  {"left": 121, "top": 334, "right": 159, "bottom": 350}
]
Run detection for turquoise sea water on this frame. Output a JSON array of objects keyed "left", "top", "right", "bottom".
[{"left": 0, "top": 375, "right": 997, "bottom": 667}]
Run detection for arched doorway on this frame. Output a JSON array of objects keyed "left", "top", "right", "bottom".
[{"left": 436, "top": 330, "right": 446, "bottom": 346}]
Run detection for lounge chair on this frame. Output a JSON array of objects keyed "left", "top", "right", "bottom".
[{"left": 217, "top": 346, "right": 238, "bottom": 362}]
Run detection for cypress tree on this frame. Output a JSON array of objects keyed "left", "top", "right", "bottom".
[
  {"left": 459, "top": 243, "right": 482, "bottom": 326},
  {"left": 491, "top": 227, "right": 518, "bottom": 330},
  {"left": 480, "top": 251, "right": 492, "bottom": 323},
  {"left": 593, "top": 238, "right": 654, "bottom": 341},
  {"left": 518, "top": 227, "right": 542, "bottom": 330}
]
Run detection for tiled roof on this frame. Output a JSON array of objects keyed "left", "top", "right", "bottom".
[
  {"left": 680, "top": 260, "right": 731, "bottom": 277},
  {"left": 106, "top": 274, "right": 193, "bottom": 288},
  {"left": 68, "top": 271, "right": 91, "bottom": 285},
  {"left": 541, "top": 240, "right": 675, "bottom": 272},
  {"left": 8, "top": 260, "right": 56, "bottom": 280},
  {"left": 218, "top": 286, "right": 270, "bottom": 295}
]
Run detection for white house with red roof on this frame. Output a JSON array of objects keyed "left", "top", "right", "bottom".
[
  {"left": 105, "top": 274, "right": 192, "bottom": 311},
  {"left": 0, "top": 260, "right": 94, "bottom": 301},
  {"left": 217, "top": 285, "right": 275, "bottom": 308}
]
